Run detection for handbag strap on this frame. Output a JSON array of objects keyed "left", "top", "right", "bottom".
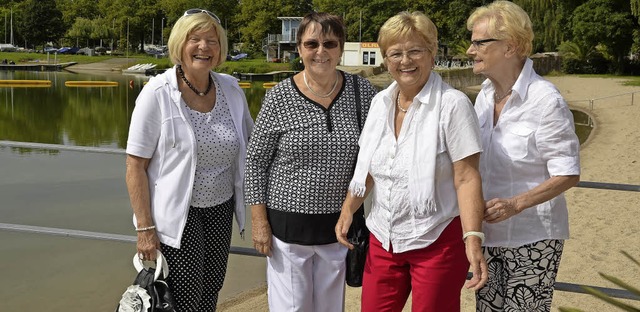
[
  {"left": 133, "top": 250, "right": 170, "bottom": 281},
  {"left": 352, "top": 74, "right": 362, "bottom": 132},
  {"left": 351, "top": 74, "right": 366, "bottom": 218}
]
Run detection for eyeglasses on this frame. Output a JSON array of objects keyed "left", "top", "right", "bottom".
[
  {"left": 184, "top": 8, "right": 221, "bottom": 24},
  {"left": 302, "top": 40, "right": 339, "bottom": 50},
  {"left": 470, "top": 38, "right": 500, "bottom": 49},
  {"left": 385, "top": 48, "right": 428, "bottom": 63}
]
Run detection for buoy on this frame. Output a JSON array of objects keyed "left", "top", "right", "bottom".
[
  {"left": 0, "top": 79, "right": 51, "bottom": 85},
  {"left": 262, "top": 82, "right": 278, "bottom": 89},
  {"left": 238, "top": 82, "right": 251, "bottom": 89},
  {"left": 65, "top": 81, "right": 119, "bottom": 87}
]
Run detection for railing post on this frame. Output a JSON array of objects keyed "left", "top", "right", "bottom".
[{"left": 590, "top": 99, "right": 594, "bottom": 111}]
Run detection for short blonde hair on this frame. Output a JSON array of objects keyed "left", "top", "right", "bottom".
[
  {"left": 378, "top": 11, "right": 438, "bottom": 59},
  {"left": 167, "top": 12, "right": 228, "bottom": 67},
  {"left": 467, "top": 1, "right": 533, "bottom": 58}
]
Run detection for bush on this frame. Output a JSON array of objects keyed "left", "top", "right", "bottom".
[{"left": 291, "top": 57, "right": 304, "bottom": 71}]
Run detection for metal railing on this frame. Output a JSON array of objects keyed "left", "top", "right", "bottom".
[
  {"left": 1, "top": 140, "right": 639, "bottom": 302},
  {"left": 568, "top": 90, "right": 640, "bottom": 111}
]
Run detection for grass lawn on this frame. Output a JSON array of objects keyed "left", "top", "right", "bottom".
[{"left": 0, "top": 51, "right": 294, "bottom": 75}]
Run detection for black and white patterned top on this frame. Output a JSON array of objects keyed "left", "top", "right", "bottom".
[
  {"left": 245, "top": 71, "right": 377, "bottom": 244},
  {"left": 186, "top": 79, "right": 239, "bottom": 208}
]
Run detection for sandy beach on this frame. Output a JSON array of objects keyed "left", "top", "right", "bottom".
[{"left": 217, "top": 75, "right": 640, "bottom": 311}]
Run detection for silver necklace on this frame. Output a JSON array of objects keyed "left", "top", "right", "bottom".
[
  {"left": 396, "top": 94, "right": 408, "bottom": 113},
  {"left": 494, "top": 88, "right": 512, "bottom": 102},
  {"left": 303, "top": 71, "right": 339, "bottom": 98}
]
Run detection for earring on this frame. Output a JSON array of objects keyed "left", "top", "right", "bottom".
[{"left": 299, "top": 59, "right": 303, "bottom": 64}]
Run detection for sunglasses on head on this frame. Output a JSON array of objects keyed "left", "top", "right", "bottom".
[
  {"left": 302, "top": 40, "right": 339, "bottom": 50},
  {"left": 184, "top": 8, "right": 221, "bottom": 24}
]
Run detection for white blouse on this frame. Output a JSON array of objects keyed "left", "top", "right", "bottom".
[
  {"left": 186, "top": 80, "right": 239, "bottom": 208},
  {"left": 367, "top": 84, "right": 482, "bottom": 253},
  {"left": 474, "top": 58, "right": 581, "bottom": 248}
]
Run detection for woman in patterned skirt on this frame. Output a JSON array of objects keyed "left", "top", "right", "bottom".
[
  {"left": 466, "top": 1, "right": 581, "bottom": 311},
  {"left": 125, "top": 9, "right": 253, "bottom": 311},
  {"left": 244, "top": 12, "right": 378, "bottom": 312}
]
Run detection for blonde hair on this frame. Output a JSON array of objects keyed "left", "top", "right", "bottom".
[
  {"left": 467, "top": 1, "right": 533, "bottom": 58},
  {"left": 378, "top": 11, "right": 438, "bottom": 59},
  {"left": 167, "top": 12, "right": 228, "bottom": 67}
]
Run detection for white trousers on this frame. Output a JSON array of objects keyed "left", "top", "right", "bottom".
[{"left": 267, "top": 235, "right": 348, "bottom": 312}]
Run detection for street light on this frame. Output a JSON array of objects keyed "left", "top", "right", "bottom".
[{"left": 161, "top": 18, "right": 164, "bottom": 47}]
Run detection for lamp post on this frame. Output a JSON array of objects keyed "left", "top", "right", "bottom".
[{"left": 161, "top": 18, "right": 164, "bottom": 47}]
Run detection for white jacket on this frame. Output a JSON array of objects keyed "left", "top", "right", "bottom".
[{"left": 126, "top": 66, "right": 253, "bottom": 248}]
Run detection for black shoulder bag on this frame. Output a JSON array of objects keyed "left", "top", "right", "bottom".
[{"left": 345, "top": 75, "right": 370, "bottom": 288}]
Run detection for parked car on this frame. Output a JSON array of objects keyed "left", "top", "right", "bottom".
[
  {"left": 43, "top": 46, "right": 58, "bottom": 53},
  {"left": 0, "top": 44, "right": 17, "bottom": 52}
]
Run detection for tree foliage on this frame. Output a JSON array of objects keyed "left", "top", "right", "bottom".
[
  {"left": 17, "top": 0, "right": 65, "bottom": 49},
  {"left": 571, "top": 0, "right": 635, "bottom": 72}
]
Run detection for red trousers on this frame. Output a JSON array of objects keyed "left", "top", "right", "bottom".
[{"left": 361, "top": 217, "right": 469, "bottom": 312}]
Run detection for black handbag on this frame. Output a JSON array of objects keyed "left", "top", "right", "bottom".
[
  {"left": 345, "top": 75, "right": 370, "bottom": 287},
  {"left": 346, "top": 205, "right": 369, "bottom": 287},
  {"left": 116, "top": 250, "right": 177, "bottom": 312}
]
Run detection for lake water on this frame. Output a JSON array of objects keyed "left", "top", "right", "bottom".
[
  {"left": 0, "top": 69, "right": 591, "bottom": 311},
  {"left": 0, "top": 70, "right": 268, "bottom": 312}
]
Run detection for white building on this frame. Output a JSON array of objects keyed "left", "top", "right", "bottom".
[
  {"left": 267, "top": 17, "right": 383, "bottom": 67},
  {"left": 341, "top": 42, "right": 383, "bottom": 67}
]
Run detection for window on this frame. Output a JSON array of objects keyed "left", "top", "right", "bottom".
[
  {"left": 363, "top": 52, "right": 369, "bottom": 65},
  {"left": 369, "top": 52, "right": 376, "bottom": 65}
]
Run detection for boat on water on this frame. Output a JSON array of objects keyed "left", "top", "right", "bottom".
[{"left": 122, "top": 63, "right": 157, "bottom": 75}]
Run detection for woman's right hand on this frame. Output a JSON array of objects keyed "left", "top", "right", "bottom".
[
  {"left": 137, "top": 230, "right": 160, "bottom": 261},
  {"left": 252, "top": 218, "right": 273, "bottom": 256},
  {"left": 335, "top": 209, "right": 354, "bottom": 249}
]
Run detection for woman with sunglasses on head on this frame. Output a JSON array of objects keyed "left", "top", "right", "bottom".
[
  {"left": 466, "top": 2, "right": 580, "bottom": 311},
  {"left": 244, "top": 11, "right": 377, "bottom": 312},
  {"left": 125, "top": 9, "right": 253, "bottom": 311},
  {"left": 334, "top": 11, "right": 488, "bottom": 311}
]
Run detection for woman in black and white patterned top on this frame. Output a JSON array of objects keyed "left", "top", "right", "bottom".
[{"left": 244, "top": 12, "right": 377, "bottom": 312}]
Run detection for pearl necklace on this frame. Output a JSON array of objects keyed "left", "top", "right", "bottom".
[
  {"left": 303, "top": 71, "right": 339, "bottom": 98},
  {"left": 178, "top": 65, "right": 213, "bottom": 97},
  {"left": 494, "top": 88, "right": 512, "bottom": 102},
  {"left": 396, "top": 94, "right": 408, "bottom": 113}
]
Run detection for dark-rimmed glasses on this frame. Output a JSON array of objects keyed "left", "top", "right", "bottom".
[
  {"left": 184, "top": 8, "right": 221, "bottom": 24},
  {"left": 302, "top": 40, "right": 339, "bottom": 50},
  {"left": 470, "top": 38, "right": 500, "bottom": 49}
]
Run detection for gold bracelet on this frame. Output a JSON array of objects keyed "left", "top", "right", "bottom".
[{"left": 135, "top": 225, "right": 156, "bottom": 232}]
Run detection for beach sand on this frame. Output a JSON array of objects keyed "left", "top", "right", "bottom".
[{"left": 218, "top": 75, "right": 640, "bottom": 311}]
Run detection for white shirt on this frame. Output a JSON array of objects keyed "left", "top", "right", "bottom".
[
  {"left": 474, "top": 58, "right": 580, "bottom": 248},
  {"left": 185, "top": 81, "right": 239, "bottom": 208},
  {"left": 367, "top": 83, "right": 482, "bottom": 253},
  {"left": 126, "top": 66, "right": 253, "bottom": 248}
]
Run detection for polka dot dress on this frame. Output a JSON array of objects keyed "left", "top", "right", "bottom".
[{"left": 160, "top": 77, "right": 238, "bottom": 312}]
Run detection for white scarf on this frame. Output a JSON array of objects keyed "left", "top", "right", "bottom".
[{"left": 349, "top": 72, "right": 443, "bottom": 216}]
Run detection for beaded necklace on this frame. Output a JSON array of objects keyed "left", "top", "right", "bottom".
[{"left": 177, "top": 65, "right": 213, "bottom": 96}]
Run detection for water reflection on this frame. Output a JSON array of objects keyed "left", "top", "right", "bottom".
[{"left": 0, "top": 70, "right": 591, "bottom": 151}]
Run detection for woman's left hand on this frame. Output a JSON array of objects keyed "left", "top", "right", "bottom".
[
  {"left": 464, "top": 236, "right": 488, "bottom": 290},
  {"left": 484, "top": 197, "right": 519, "bottom": 223}
]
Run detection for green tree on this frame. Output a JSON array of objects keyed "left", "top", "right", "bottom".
[
  {"left": 56, "top": 0, "right": 99, "bottom": 29},
  {"left": 18, "top": 0, "right": 65, "bottom": 50},
  {"left": 571, "top": 0, "right": 634, "bottom": 73}
]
